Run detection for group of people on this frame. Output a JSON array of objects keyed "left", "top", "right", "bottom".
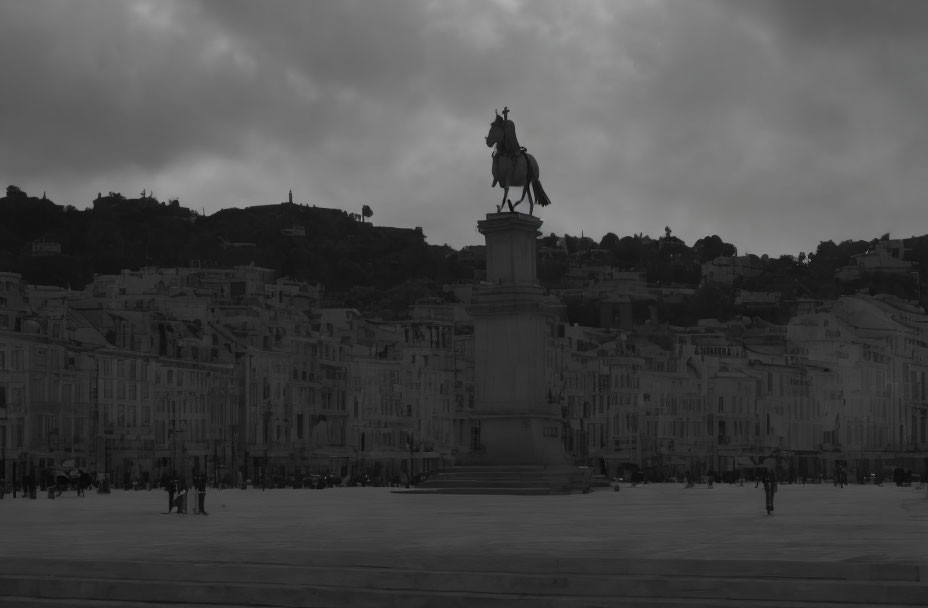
[
  {"left": 166, "top": 474, "right": 208, "bottom": 515},
  {"left": 1, "top": 468, "right": 96, "bottom": 499},
  {"left": 681, "top": 469, "right": 778, "bottom": 515}
]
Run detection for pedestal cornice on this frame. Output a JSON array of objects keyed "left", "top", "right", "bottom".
[{"left": 477, "top": 212, "right": 543, "bottom": 237}]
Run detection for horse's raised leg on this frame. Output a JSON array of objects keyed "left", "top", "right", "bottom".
[{"left": 498, "top": 186, "right": 509, "bottom": 213}]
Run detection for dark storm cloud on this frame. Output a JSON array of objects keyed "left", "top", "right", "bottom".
[
  {"left": 4, "top": 0, "right": 928, "bottom": 257},
  {"left": 1, "top": 2, "right": 259, "bottom": 174},
  {"left": 602, "top": 0, "right": 928, "bottom": 255},
  {"left": 789, "top": 2, "right": 928, "bottom": 246}
]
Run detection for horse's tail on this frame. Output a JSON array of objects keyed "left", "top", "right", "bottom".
[
  {"left": 524, "top": 152, "right": 551, "bottom": 208},
  {"left": 532, "top": 177, "right": 551, "bottom": 207}
]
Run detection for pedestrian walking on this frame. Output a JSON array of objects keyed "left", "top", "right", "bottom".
[
  {"left": 167, "top": 479, "right": 176, "bottom": 513},
  {"left": 762, "top": 470, "right": 777, "bottom": 515},
  {"left": 173, "top": 485, "right": 187, "bottom": 515}
]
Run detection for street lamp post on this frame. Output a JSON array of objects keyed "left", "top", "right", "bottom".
[
  {"left": 241, "top": 422, "right": 248, "bottom": 490},
  {"left": 0, "top": 414, "right": 6, "bottom": 499},
  {"left": 170, "top": 404, "right": 184, "bottom": 484},
  {"left": 211, "top": 431, "right": 217, "bottom": 489},
  {"left": 406, "top": 431, "right": 415, "bottom": 486},
  {"left": 172, "top": 409, "right": 178, "bottom": 480},
  {"left": 262, "top": 406, "right": 272, "bottom": 489}
]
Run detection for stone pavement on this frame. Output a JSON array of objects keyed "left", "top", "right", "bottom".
[
  {"left": 1, "top": 481, "right": 926, "bottom": 565},
  {"left": 0, "top": 481, "right": 927, "bottom": 606}
]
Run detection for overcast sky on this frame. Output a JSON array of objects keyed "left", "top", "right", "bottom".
[{"left": 4, "top": 0, "right": 928, "bottom": 257}]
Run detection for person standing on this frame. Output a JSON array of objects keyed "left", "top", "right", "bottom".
[
  {"left": 196, "top": 474, "right": 208, "bottom": 515},
  {"left": 762, "top": 470, "right": 777, "bottom": 515}
]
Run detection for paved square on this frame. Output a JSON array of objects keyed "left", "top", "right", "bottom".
[{"left": 2, "top": 482, "right": 926, "bottom": 568}]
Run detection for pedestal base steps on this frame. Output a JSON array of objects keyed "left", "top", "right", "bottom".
[
  {"left": 393, "top": 465, "right": 592, "bottom": 495},
  {"left": 1, "top": 555, "right": 926, "bottom": 607}
]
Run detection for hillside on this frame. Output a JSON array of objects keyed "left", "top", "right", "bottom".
[
  {"left": 0, "top": 186, "right": 474, "bottom": 319},
  {"left": 2, "top": 184, "right": 927, "bottom": 322}
]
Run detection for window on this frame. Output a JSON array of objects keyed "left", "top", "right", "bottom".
[{"left": 30, "top": 376, "right": 46, "bottom": 401}]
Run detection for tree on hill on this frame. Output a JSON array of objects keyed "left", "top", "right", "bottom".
[
  {"left": 599, "top": 232, "right": 620, "bottom": 251},
  {"left": 613, "top": 236, "right": 645, "bottom": 269},
  {"left": 807, "top": 239, "right": 869, "bottom": 270},
  {"left": 693, "top": 235, "right": 737, "bottom": 263}
]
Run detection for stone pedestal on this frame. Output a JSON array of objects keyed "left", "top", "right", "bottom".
[{"left": 462, "top": 213, "right": 569, "bottom": 466}]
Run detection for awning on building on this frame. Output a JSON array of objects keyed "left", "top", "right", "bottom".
[{"left": 312, "top": 447, "right": 356, "bottom": 459}]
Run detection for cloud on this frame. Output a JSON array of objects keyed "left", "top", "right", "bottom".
[{"left": 3, "top": 0, "right": 928, "bottom": 259}]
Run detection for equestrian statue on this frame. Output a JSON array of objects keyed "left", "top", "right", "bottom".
[{"left": 485, "top": 107, "right": 552, "bottom": 215}]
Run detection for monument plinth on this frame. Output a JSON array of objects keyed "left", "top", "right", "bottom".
[
  {"left": 463, "top": 212, "right": 569, "bottom": 466},
  {"left": 397, "top": 110, "right": 587, "bottom": 493}
]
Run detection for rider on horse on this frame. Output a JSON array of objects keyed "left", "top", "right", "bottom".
[
  {"left": 491, "top": 107, "right": 523, "bottom": 188},
  {"left": 486, "top": 106, "right": 551, "bottom": 214}
]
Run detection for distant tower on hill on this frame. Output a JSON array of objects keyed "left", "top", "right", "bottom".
[{"left": 288, "top": 190, "right": 293, "bottom": 204}]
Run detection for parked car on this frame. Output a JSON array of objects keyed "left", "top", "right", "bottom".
[
  {"left": 305, "top": 475, "right": 326, "bottom": 489},
  {"left": 349, "top": 473, "right": 372, "bottom": 487},
  {"left": 893, "top": 468, "right": 917, "bottom": 487}
]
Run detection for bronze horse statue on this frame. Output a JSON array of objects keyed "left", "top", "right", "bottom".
[{"left": 485, "top": 109, "right": 551, "bottom": 215}]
